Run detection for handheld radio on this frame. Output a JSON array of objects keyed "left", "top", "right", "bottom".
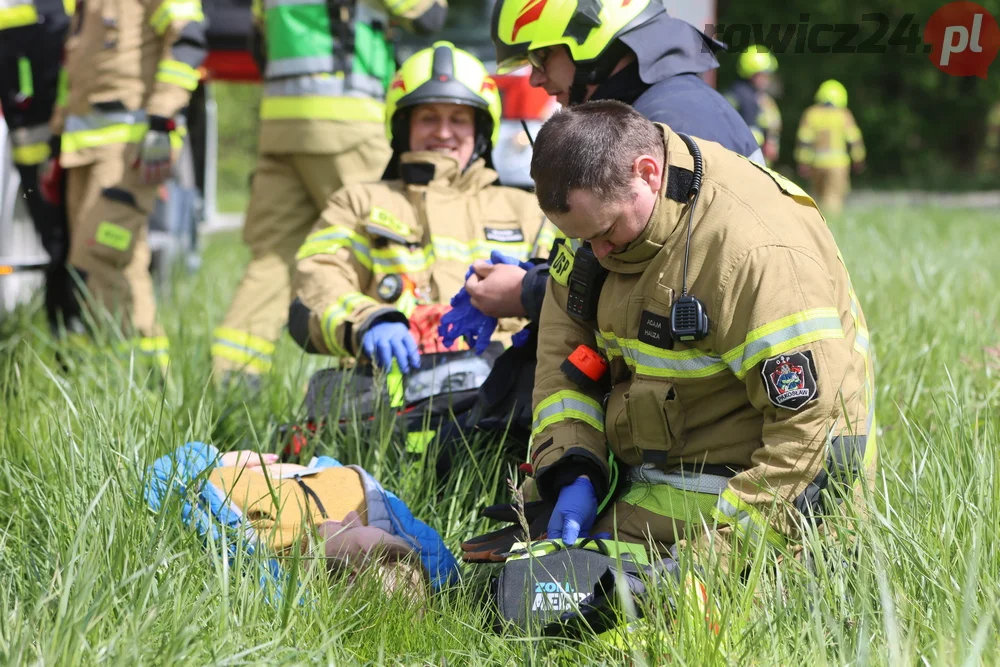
[
  {"left": 565, "top": 242, "right": 609, "bottom": 322},
  {"left": 670, "top": 133, "right": 710, "bottom": 342}
]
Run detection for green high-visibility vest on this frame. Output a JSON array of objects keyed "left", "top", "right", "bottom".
[{"left": 261, "top": 0, "right": 394, "bottom": 95}]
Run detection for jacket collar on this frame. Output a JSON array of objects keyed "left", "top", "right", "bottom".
[
  {"left": 400, "top": 151, "right": 498, "bottom": 193},
  {"left": 598, "top": 125, "right": 692, "bottom": 274}
]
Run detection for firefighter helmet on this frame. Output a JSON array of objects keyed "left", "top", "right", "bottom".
[
  {"left": 385, "top": 41, "right": 502, "bottom": 148},
  {"left": 815, "top": 79, "right": 848, "bottom": 108}
]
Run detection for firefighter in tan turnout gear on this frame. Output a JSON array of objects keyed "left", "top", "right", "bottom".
[
  {"left": 56, "top": 0, "right": 206, "bottom": 364},
  {"left": 521, "top": 102, "right": 876, "bottom": 620},
  {"left": 289, "top": 42, "right": 548, "bottom": 374},
  {"left": 210, "top": 0, "right": 447, "bottom": 383}
]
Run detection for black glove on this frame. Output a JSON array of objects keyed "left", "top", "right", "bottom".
[{"left": 460, "top": 500, "right": 553, "bottom": 563}]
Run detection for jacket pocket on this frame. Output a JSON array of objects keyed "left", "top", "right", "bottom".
[
  {"left": 604, "top": 383, "right": 639, "bottom": 467},
  {"left": 625, "top": 377, "right": 686, "bottom": 466}
]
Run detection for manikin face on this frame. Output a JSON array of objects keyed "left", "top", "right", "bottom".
[
  {"left": 544, "top": 155, "right": 663, "bottom": 260},
  {"left": 408, "top": 103, "right": 477, "bottom": 167}
]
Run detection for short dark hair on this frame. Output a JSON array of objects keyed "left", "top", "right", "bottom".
[{"left": 529, "top": 100, "right": 664, "bottom": 214}]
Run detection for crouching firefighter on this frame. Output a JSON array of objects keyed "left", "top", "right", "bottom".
[
  {"left": 286, "top": 42, "right": 550, "bottom": 471},
  {"left": 463, "top": 101, "right": 877, "bottom": 637}
]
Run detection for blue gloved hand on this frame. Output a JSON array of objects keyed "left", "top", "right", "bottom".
[
  {"left": 362, "top": 321, "right": 420, "bottom": 374},
  {"left": 547, "top": 476, "right": 598, "bottom": 546},
  {"left": 438, "top": 287, "right": 498, "bottom": 355},
  {"left": 488, "top": 250, "right": 533, "bottom": 272}
]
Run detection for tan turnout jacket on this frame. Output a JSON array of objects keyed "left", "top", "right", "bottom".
[
  {"left": 531, "top": 124, "right": 876, "bottom": 565},
  {"left": 293, "top": 151, "right": 550, "bottom": 358}
]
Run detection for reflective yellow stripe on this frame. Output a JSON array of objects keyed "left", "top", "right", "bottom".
[
  {"left": 531, "top": 390, "right": 605, "bottom": 438},
  {"left": 12, "top": 142, "right": 50, "bottom": 165},
  {"left": 124, "top": 336, "right": 170, "bottom": 368},
  {"left": 156, "top": 59, "right": 201, "bottom": 91},
  {"left": 64, "top": 0, "right": 76, "bottom": 16},
  {"left": 139, "top": 336, "right": 170, "bottom": 353},
  {"left": 321, "top": 293, "right": 379, "bottom": 356},
  {"left": 597, "top": 331, "right": 728, "bottom": 379},
  {"left": 212, "top": 325, "right": 274, "bottom": 373},
  {"left": 0, "top": 4, "right": 38, "bottom": 29},
  {"left": 150, "top": 0, "right": 204, "bottom": 33},
  {"left": 620, "top": 482, "right": 720, "bottom": 525},
  {"left": 62, "top": 123, "right": 186, "bottom": 153},
  {"left": 212, "top": 327, "right": 275, "bottom": 356},
  {"left": 259, "top": 96, "right": 385, "bottom": 122},
  {"left": 298, "top": 228, "right": 531, "bottom": 272},
  {"left": 712, "top": 489, "right": 787, "bottom": 549},
  {"left": 721, "top": 308, "right": 844, "bottom": 379},
  {"left": 210, "top": 345, "right": 271, "bottom": 373},
  {"left": 297, "top": 226, "right": 371, "bottom": 264},
  {"left": 385, "top": 0, "right": 422, "bottom": 16}
]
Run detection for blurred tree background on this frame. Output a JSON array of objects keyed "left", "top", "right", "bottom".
[
  {"left": 211, "top": 0, "right": 1000, "bottom": 210},
  {"left": 714, "top": 0, "right": 1000, "bottom": 189}
]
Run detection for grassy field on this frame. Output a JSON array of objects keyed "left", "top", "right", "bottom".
[{"left": 1, "top": 205, "right": 999, "bottom": 665}]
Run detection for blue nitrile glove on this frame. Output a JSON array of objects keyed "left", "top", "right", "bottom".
[
  {"left": 362, "top": 321, "right": 420, "bottom": 374},
  {"left": 547, "top": 476, "right": 598, "bottom": 546},
  {"left": 439, "top": 287, "right": 498, "bottom": 355},
  {"left": 489, "top": 250, "right": 533, "bottom": 271}
]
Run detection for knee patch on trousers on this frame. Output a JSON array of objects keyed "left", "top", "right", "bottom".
[{"left": 80, "top": 188, "right": 143, "bottom": 269}]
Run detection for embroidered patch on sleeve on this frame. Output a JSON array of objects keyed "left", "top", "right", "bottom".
[{"left": 761, "top": 350, "right": 819, "bottom": 411}]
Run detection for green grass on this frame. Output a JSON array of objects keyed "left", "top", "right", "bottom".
[{"left": 1, "top": 206, "right": 999, "bottom": 664}]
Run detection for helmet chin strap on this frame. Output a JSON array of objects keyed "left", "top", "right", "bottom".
[{"left": 568, "top": 41, "right": 632, "bottom": 106}]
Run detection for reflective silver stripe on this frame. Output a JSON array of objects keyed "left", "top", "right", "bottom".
[
  {"left": 65, "top": 110, "right": 147, "bottom": 132},
  {"left": 627, "top": 464, "right": 733, "bottom": 495},
  {"left": 724, "top": 315, "right": 844, "bottom": 376},
  {"left": 10, "top": 124, "right": 50, "bottom": 146},
  {"left": 599, "top": 333, "right": 726, "bottom": 377},
  {"left": 855, "top": 328, "right": 869, "bottom": 354},
  {"left": 266, "top": 55, "right": 336, "bottom": 79},
  {"left": 0, "top": 0, "right": 32, "bottom": 9},
  {"left": 264, "top": 72, "right": 385, "bottom": 99},
  {"left": 531, "top": 394, "right": 605, "bottom": 433}
]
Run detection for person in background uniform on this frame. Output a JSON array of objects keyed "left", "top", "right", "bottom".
[
  {"left": 795, "top": 79, "right": 866, "bottom": 216},
  {"left": 0, "top": 0, "right": 80, "bottom": 334},
  {"left": 455, "top": 0, "right": 763, "bottom": 449},
  {"left": 724, "top": 45, "right": 781, "bottom": 166},
  {"left": 288, "top": 42, "right": 548, "bottom": 458},
  {"left": 51, "top": 0, "right": 207, "bottom": 367},
  {"left": 210, "top": 0, "right": 447, "bottom": 386},
  {"left": 517, "top": 101, "right": 876, "bottom": 632}
]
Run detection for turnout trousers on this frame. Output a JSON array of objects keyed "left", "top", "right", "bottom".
[{"left": 66, "top": 145, "right": 168, "bottom": 364}]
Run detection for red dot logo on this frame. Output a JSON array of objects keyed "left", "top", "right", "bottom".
[{"left": 925, "top": 2, "right": 1000, "bottom": 79}]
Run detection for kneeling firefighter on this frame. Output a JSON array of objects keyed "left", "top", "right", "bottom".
[
  {"left": 287, "top": 42, "right": 550, "bottom": 469},
  {"left": 463, "top": 101, "right": 877, "bottom": 637}
]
